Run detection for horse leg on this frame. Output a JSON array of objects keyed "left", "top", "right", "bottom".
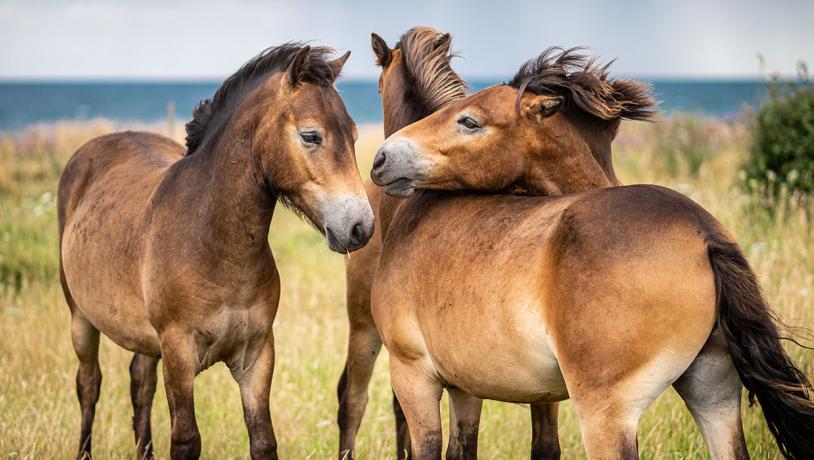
[
  {"left": 569, "top": 355, "right": 691, "bottom": 460},
  {"left": 130, "top": 353, "right": 159, "bottom": 459},
  {"left": 570, "top": 393, "right": 641, "bottom": 460},
  {"left": 71, "top": 312, "right": 102, "bottom": 460},
  {"left": 232, "top": 338, "right": 278, "bottom": 460},
  {"left": 673, "top": 330, "right": 749, "bottom": 460},
  {"left": 337, "top": 301, "right": 382, "bottom": 459},
  {"left": 160, "top": 331, "right": 201, "bottom": 460},
  {"left": 445, "top": 388, "right": 482, "bottom": 460},
  {"left": 393, "top": 391, "right": 412, "bottom": 459},
  {"left": 530, "top": 403, "right": 560, "bottom": 460},
  {"left": 390, "top": 358, "right": 442, "bottom": 460}
]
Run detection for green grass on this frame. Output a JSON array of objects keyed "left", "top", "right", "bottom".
[{"left": 0, "top": 118, "right": 811, "bottom": 458}]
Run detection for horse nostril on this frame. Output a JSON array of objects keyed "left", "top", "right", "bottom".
[
  {"left": 372, "top": 151, "right": 386, "bottom": 171},
  {"left": 350, "top": 221, "right": 364, "bottom": 245}
]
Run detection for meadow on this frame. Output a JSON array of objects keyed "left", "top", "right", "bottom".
[{"left": 0, "top": 116, "right": 811, "bottom": 459}]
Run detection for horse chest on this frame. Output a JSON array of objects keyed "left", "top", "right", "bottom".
[{"left": 192, "top": 303, "right": 275, "bottom": 373}]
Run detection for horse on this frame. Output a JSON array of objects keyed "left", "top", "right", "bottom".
[
  {"left": 338, "top": 28, "right": 560, "bottom": 459},
  {"left": 370, "top": 48, "right": 814, "bottom": 459},
  {"left": 57, "top": 44, "right": 373, "bottom": 460}
]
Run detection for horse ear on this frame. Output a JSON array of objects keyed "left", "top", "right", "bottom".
[
  {"left": 371, "top": 33, "right": 392, "bottom": 67},
  {"left": 328, "top": 51, "right": 351, "bottom": 81},
  {"left": 523, "top": 95, "right": 564, "bottom": 119},
  {"left": 433, "top": 33, "right": 451, "bottom": 52},
  {"left": 286, "top": 45, "right": 311, "bottom": 88}
]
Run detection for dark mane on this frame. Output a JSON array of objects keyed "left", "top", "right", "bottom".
[
  {"left": 184, "top": 43, "right": 337, "bottom": 155},
  {"left": 509, "top": 47, "right": 657, "bottom": 122},
  {"left": 395, "top": 27, "right": 469, "bottom": 112}
]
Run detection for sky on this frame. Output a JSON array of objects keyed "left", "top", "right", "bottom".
[{"left": 2, "top": 0, "right": 813, "bottom": 80}]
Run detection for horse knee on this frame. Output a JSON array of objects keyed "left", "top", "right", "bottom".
[
  {"left": 76, "top": 361, "right": 102, "bottom": 407},
  {"left": 170, "top": 430, "right": 201, "bottom": 460},
  {"left": 446, "top": 423, "right": 478, "bottom": 460},
  {"left": 531, "top": 403, "right": 560, "bottom": 460},
  {"left": 250, "top": 439, "right": 278, "bottom": 460}
]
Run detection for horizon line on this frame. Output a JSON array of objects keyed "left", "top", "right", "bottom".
[{"left": 0, "top": 73, "right": 801, "bottom": 84}]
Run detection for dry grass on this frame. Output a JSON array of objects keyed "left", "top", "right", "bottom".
[{"left": 0, "top": 116, "right": 811, "bottom": 459}]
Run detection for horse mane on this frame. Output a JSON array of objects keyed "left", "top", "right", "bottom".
[
  {"left": 185, "top": 43, "right": 337, "bottom": 155},
  {"left": 394, "top": 27, "right": 469, "bottom": 112},
  {"left": 509, "top": 47, "right": 657, "bottom": 122}
]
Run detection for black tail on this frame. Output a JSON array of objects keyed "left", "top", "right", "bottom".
[{"left": 708, "top": 237, "right": 814, "bottom": 459}]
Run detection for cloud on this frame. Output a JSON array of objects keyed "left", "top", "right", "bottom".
[{"left": 1, "top": 0, "right": 812, "bottom": 79}]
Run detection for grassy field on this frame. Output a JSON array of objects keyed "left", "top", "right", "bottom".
[{"left": 0, "top": 117, "right": 811, "bottom": 459}]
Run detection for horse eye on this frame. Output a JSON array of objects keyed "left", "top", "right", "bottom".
[
  {"left": 300, "top": 132, "right": 322, "bottom": 145},
  {"left": 457, "top": 116, "right": 480, "bottom": 130}
]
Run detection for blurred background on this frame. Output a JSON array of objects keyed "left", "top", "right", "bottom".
[
  {"left": 1, "top": 0, "right": 813, "bottom": 129},
  {"left": 1, "top": 1, "right": 812, "bottom": 459}
]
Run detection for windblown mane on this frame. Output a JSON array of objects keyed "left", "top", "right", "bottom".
[
  {"left": 509, "top": 47, "right": 657, "bottom": 121},
  {"left": 185, "top": 43, "right": 337, "bottom": 155},
  {"left": 395, "top": 27, "right": 469, "bottom": 112}
]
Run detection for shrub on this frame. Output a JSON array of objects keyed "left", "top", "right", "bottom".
[{"left": 745, "top": 65, "right": 814, "bottom": 205}]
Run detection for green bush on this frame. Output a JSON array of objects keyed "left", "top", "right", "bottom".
[{"left": 745, "top": 66, "right": 814, "bottom": 205}]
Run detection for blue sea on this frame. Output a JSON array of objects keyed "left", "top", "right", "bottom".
[{"left": 0, "top": 79, "right": 767, "bottom": 132}]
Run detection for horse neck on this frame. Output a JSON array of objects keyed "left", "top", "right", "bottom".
[
  {"left": 182, "top": 124, "right": 276, "bottom": 261},
  {"left": 382, "top": 77, "right": 427, "bottom": 138},
  {"left": 566, "top": 112, "right": 622, "bottom": 187}
]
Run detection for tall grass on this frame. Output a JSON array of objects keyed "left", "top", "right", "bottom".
[{"left": 0, "top": 116, "right": 811, "bottom": 458}]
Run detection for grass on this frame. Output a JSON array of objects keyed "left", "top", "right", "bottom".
[{"left": 0, "top": 116, "right": 812, "bottom": 459}]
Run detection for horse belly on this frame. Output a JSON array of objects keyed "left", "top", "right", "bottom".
[
  {"left": 61, "top": 202, "right": 160, "bottom": 356},
  {"left": 427, "top": 309, "right": 568, "bottom": 404},
  {"left": 74, "top": 290, "right": 160, "bottom": 356}
]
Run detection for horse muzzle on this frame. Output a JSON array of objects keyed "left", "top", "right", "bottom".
[
  {"left": 321, "top": 195, "right": 375, "bottom": 253},
  {"left": 370, "top": 137, "right": 433, "bottom": 197}
]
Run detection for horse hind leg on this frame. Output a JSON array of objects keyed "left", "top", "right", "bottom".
[
  {"left": 673, "top": 329, "right": 749, "bottom": 460},
  {"left": 130, "top": 353, "right": 159, "bottom": 459},
  {"left": 71, "top": 311, "right": 102, "bottom": 460},
  {"left": 569, "top": 360, "right": 678, "bottom": 459},
  {"left": 571, "top": 396, "right": 641, "bottom": 460}
]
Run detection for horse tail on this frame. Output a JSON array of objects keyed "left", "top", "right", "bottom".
[{"left": 708, "top": 236, "right": 814, "bottom": 459}]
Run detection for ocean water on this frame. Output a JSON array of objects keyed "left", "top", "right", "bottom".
[{"left": 0, "top": 79, "right": 767, "bottom": 132}]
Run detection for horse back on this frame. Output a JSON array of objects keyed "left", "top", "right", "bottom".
[{"left": 58, "top": 131, "right": 184, "bottom": 232}]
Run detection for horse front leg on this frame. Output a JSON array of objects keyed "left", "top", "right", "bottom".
[
  {"left": 445, "top": 388, "right": 482, "bottom": 460},
  {"left": 530, "top": 402, "right": 560, "bottom": 459},
  {"left": 160, "top": 330, "right": 201, "bottom": 460},
  {"left": 390, "top": 357, "right": 443, "bottom": 460},
  {"left": 232, "top": 337, "right": 278, "bottom": 460}
]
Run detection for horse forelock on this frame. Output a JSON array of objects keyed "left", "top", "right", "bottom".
[
  {"left": 396, "top": 27, "right": 469, "bottom": 113},
  {"left": 509, "top": 47, "right": 658, "bottom": 123},
  {"left": 184, "top": 43, "right": 338, "bottom": 155}
]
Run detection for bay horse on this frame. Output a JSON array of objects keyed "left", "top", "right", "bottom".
[
  {"left": 370, "top": 48, "right": 814, "bottom": 459},
  {"left": 338, "top": 28, "right": 560, "bottom": 459},
  {"left": 58, "top": 44, "right": 373, "bottom": 460}
]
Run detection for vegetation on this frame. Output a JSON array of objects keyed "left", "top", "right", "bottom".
[
  {"left": 0, "top": 117, "right": 811, "bottom": 458},
  {"left": 745, "top": 67, "right": 814, "bottom": 206}
]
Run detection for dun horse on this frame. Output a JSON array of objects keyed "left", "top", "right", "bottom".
[
  {"left": 338, "top": 28, "right": 560, "bottom": 459},
  {"left": 58, "top": 44, "right": 373, "bottom": 460},
  {"left": 371, "top": 48, "right": 814, "bottom": 459}
]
